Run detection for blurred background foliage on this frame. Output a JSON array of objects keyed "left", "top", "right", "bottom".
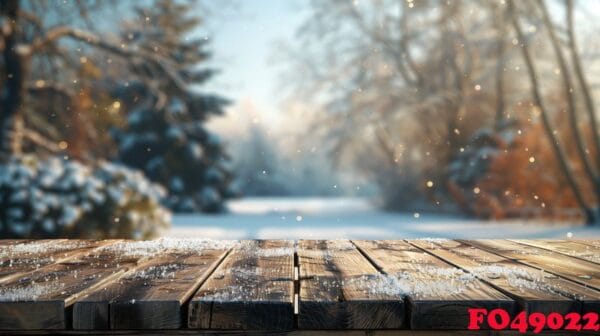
[
  {"left": 1, "top": 0, "right": 600, "bottom": 238},
  {"left": 286, "top": 0, "right": 600, "bottom": 223}
]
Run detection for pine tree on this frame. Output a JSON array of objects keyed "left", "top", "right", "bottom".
[
  {"left": 235, "top": 125, "right": 290, "bottom": 196},
  {"left": 112, "top": 0, "right": 234, "bottom": 212}
]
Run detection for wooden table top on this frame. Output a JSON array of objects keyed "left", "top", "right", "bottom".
[{"left": 0, "top": 239, "right": 598, "bottom": 334}]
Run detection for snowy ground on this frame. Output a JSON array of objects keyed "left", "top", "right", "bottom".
[{"left": 166, "top": 197, "right": 600, "bottom": 239}]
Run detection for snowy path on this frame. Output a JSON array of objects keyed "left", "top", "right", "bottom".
[{"left": 166, "top": 197, "right": 600, "bottom": 239}]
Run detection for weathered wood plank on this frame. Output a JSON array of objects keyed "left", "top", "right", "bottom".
[
  {"left": 297, "top": 240, "right": 404, "bottom": 330},
  {"left": 0, "top": 242, "right": 142, "bottom": 330},
  {"left": 354, "top": 240, "right": 514, "bottom": 329},
  {"left": 0, "top": 239, "right": 598, "bottom": 333},
  {"left": 509, "top": 239, "right": 600, "bottom": 265},
  {"left": 463, "top": 240, "right": 600, "bottom": 295},
  {"left": 410, "top": 239, "right": 600, "bottom": 316},
  {"left": 0, "top": 240, "right": 116, "bottom": 285},
  {"left": 188, "top": 240, "right": 294, "bottom": 330},
  {"left": 74, "top": 250, "right": 230, "bottom": 329}
]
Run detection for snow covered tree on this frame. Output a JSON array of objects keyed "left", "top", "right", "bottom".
[
  {"left": 233, "top": 125, "right": 290, "bottom": 196},
  {"left": 0, "top": 0, "right": 176, "bottom": 238},
  {"left": 0, "top": 155, "right": 170, "bottom": 239},
  {"left": 111, "top": 0, "right": 234, "bottom": 212}
]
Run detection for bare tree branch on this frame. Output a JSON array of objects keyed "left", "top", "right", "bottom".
[
  {"left": 565, "top": 0, "right": 600, "bottom": 171},
  {"left": 31, "top": 27, "right": 188, "bottom": 92},
  {"left": 22, "top": 128, "right": 60, "bottom": 153}
]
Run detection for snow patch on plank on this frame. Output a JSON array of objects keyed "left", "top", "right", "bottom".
[
  {"left": 468, "top": 265, "right": 579, "bottom": 298},
  {"left": 0, "top": 282, "right": 65, "bottom": 302},
  {"left": 126, "top": 263, "right": 185, "bottom": 280},
  {"left": 0, "top": 240, "right": 86, "bottom": 258},
  {"left": 236, "top": 240, "right": 295, "bottom": 257},
  {"left": 346, "top": 266, "right": 476, "bottom": 298},
  {"left": 99, "top": 238, "right": 237, "bottom": 257},
  {"left": 254, "top": 247, "right": 294, "bottom": 257}
]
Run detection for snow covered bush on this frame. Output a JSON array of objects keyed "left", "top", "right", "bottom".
[
  {"left": 0, "top": 156, "right": 170, "bottom": 239},
  {"left": 447, "top": 117, "right": 593, "bottom": 220},
  {"left": 447, "top": 123, "right": 517, "bottom": 218}
]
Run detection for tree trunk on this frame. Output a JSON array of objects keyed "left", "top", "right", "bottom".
[
  {"left": 565, "top": 0, "right": 600, "bottom": 172},
  {"left": 508, "top": 0, "right": 597, "bottom": 225},
  {"left": 1, "top": 0, "right": 26, "bottom": 161},
  {"left": 537, "top": 0, "right": 600, "bottom": 204},
  {"left": 493, "top": 5, "right": 506, "bottom": 131}
]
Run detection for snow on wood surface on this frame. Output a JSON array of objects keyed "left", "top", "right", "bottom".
[
  {"left": 343, "top": 267, "right": 477, "bottom": 298},
  {"left": 0, "top": 238, "right": 599, "bottom": 331},
  {"left": 98, "top": 238, "right": 237, "bottom": 257},
  {"left": 0, "top": 240, "right": 86, "bottom": 258},
  {"left": 0, "top": 282, "right": 65, "bottom": 302}
]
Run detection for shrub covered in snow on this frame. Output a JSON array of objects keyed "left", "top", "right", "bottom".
[
  {"left": 447, "top": 125, "right": 515, "bottom": 218},
  {"left": 0, "top": 156, "right": 170, "bottom": 239}
]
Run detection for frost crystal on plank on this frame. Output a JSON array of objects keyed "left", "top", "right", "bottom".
[
  {"left": 345, "top": 266, "right": 477, "bottom": 299},
  {"left": 415, "top": 238, "right": 449, "bottom": 244},
  {"left": 101, "top": 238, "right": 238, "bottom": 257},
  {"left": 127, "top": 264, "right": 185, "bottom": 280},
  {"left": 0, "top": 283, "right": 64, "bottom": 302},
  {"left": 328, "top": 239, "right": 355, "bottom": 250},
  {"left": 0, "top": 241, "right": 85, "bottom": 258},
  {"left": 236, "top": 241, "right": 295, "bottom": 258},
  {"left": 254, "top": 247, "right": 294, "bottom": 257},
  {"left": 227, "top": 266, "right": 263, "bottom": 277},
  {"left": 199, "top": 278, "right": 281, "bottom": 303},
  {"left": 468, "top": 265, "right": 568, "bottom": 296}
]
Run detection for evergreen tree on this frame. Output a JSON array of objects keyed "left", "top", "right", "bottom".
[
  {"left": 112, "top": 0, "right": 234, "bottom": 212},
  {"left": 234, "top": 125, "right": 290, "bottom": 196}
]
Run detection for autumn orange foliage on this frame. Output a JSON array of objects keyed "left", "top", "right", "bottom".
[{"left": 451, "top": 102, "right": 595, "bottom": 221}]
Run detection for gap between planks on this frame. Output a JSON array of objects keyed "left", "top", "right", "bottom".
[
  {"left": 293, "top": 241, "right": 300, "bottom": 329},
  {"left": 188, "top": 240, "right": 295, "bottom": 330},
  {"left": 75, "top": 245, "right": 234, "bottom": 329},
  {"left": 354, "top": 240, "right": 515, "bottom": 329}
]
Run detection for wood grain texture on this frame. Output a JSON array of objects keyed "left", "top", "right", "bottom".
[
  {"left": 410, "top": 239, "right": 600, "bottom": 315},
  {"left": 509, "top": 239, "right": 600, "bottom": 265},
  {"left": 74, "top": 248, "right": 229, "bottom": 330},
  {"left": 354, "top": 240, "right": 514, "bottom": 329},
  {"left": 0, "top": 243, "right": 141, "bottom": 330},
  {"left": 297, "top": 240, "right": 404, "bottom": 330},
  {"left": 188, "top": 240, "right": 294, "bottom": 330},
  {"left": 463, "top": 240, "right": 600, "bottom": 291}
]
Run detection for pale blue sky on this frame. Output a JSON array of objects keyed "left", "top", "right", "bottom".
[{"left": 199, "top": 0, "right": 310, "bottom": 131}]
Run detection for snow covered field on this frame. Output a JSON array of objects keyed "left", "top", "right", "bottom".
[{"left": 166, "top": 197, "right": 600, "bottom": 239}]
